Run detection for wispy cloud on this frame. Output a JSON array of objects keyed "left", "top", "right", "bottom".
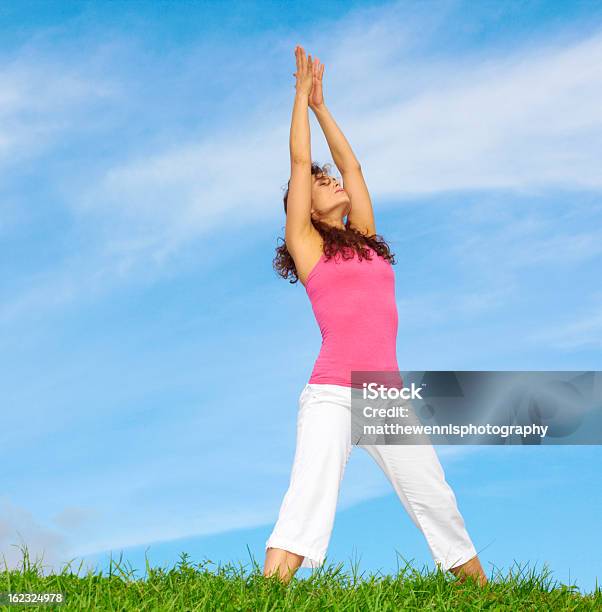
[
  {"left": 467, "top": 475, "right": 561, "bottom": 498},
  {"left": 397, "top": 282, "right": 517, "bottom": 328},
  {"left": 451, "top": 200, "right": 602, "bottom": 272},
  {"left": 393, "top": 194, "right": 602, "bottom": 333},
  {"left": 527, "top": 291, "right": 602, "bottom": 350},
  {"left": 0, "top": 53, "right": 116, "bottom": 170},
  {"left": 0, "top": 497, "right": 70, "bottom": 571}
]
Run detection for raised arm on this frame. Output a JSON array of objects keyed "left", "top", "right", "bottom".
[
  {"left": 285, "top": 46, "right": 315, "bottom": 250},
  {"left": 309, "top": 58, "right": 376, "bottom": 236}
]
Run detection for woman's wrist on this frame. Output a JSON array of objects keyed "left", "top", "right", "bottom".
[
  {"left": 295, "top": 89, "right": 310, "bottom": 102},
  {"left": 310, "top": 102, "right": 327, "bottom": 113}
]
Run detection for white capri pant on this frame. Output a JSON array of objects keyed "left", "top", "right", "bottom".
[{"left": 266, "top": 383, "right": 478, "bottom": 571}]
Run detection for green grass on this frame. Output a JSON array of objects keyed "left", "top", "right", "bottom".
[{"left": 1, "top": 544, "right": 600, "bottom": 611}]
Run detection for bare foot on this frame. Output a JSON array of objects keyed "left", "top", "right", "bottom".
[
  {"left": 263, "top": 547, "right": 304, "bottom": 584},
  {"left": 449, "top": 554, "right": 488, "bottom": 587}
]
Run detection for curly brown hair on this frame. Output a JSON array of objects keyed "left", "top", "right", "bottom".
[{"left": 274, "top": 162, "right": 396, "bottom": 284}]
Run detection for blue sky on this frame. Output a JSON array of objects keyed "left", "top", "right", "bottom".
[{"left": 1, "top": 0, "right": 601, "bottom": 595}]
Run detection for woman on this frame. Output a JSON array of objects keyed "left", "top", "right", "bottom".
[{"left": 263, "top": 45, "right": 488, "bottom": 587}]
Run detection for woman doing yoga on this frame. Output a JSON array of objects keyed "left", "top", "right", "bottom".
[{"left": 263, "top": 45, "right": 488, "bottom": 587}]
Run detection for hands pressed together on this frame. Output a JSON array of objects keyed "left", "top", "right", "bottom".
[{"left": 293, "top": 44, "right": 325, "bottom": 109}]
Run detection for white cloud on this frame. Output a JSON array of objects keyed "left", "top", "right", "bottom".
[
  {"left": 0, "top": 497, "right": 68, "bottom": 572},
  {"left": 396, "top": 282, "right": 517, "bottom": 328},
  {"left": 468, "top": 475, "right": 561, "bottom": 498},
  {"left": 74, "top": 125, "right": 290, "bottom": 264},
  {"left": 452, "top": 204, "right": 602, "bottom": 272},
  {"left": 527, "top": 301, "right": 602, "bottom": 350},
  {"left": 0, "top": 55, "right": 116, "bottom": 169}
]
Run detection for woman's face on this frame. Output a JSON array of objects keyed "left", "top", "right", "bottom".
[{"left": 311, "top": 173, "right": 351, "bottom": 220}]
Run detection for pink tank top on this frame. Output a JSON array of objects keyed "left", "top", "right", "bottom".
[{"left": 305, "top": 246, "right": 402, "bottom": 389}]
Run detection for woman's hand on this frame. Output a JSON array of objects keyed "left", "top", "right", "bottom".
[
  {"left": 309, "top": 57, "right": 325, "bottom": 109},
  {"left": 293, "top": 45, "right": 313, "bottom": 97}
]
